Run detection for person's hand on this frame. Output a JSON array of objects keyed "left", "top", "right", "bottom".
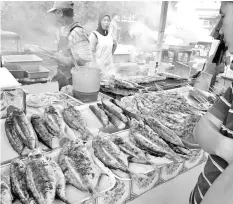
[{"left": 53, "top": 52, "right": 65, "bottom": 64}]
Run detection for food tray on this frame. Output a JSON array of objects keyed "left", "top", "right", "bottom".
[
  {"left": 1, "top": 99, "right": 128, "bottom": 164},
  {"left": 1, "top": 148, "right": 117, "bottom": 204},
  {"left": 2, "top": 54, "right": 42, "bottom": 64},
  {"left": 20, "top": 65, "right": 50, "bottom": 79},
  {"left": 87, "top": 130, "right": 173, "bottom": 180},
  {"left": 26, "top": 92, "right": 83, "bottom": 108},
  {"left": 0, "top": 105, "right": 79, "bottom": 165},
  {"left": 4, "top": 64, "right": 26, "bottom": 79}
]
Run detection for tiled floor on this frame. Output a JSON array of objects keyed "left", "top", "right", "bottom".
[{"left": 128, "top": 164, "right": 203, "bottom": 204}]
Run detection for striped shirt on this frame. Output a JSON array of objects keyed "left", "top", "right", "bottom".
[
  {"left": 58, "top": 23, "right": 92, "bottom": 62},
  {"left": 190, "top": 84, "right": 233, "bottom": 204},
  {"left": 68, "top": 27, "right": 92, "bottom": 62}
]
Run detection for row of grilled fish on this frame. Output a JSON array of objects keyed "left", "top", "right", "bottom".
[
  {"left": 5, "top": 104, "right": 93, "bottom": 155},
  {"left": 1, "top": 137, "right": 109, "bottom": 204},
  {"left": 1, "top": 149, "right": 71, "bottom": 204}
]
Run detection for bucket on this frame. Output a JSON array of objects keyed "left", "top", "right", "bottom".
[{"left": 71, "top": 66, "right": 101, "bottom": 103}]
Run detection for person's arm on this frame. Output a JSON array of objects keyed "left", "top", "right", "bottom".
[
  {"left": 53, "top": 52, "right": 87, "bottom": 66},
  {"left": 112, "top": 39, "right": 117, "bottom": 54},
  {"left": 194, "top": 86, "right": 233, "bottom": 164},
  {"left": 89, "top": 32, "right": 98, "bottom": 56}
]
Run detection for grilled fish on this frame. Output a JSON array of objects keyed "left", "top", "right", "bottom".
[
  {"left": 92, "top": 135, "right": 148, "bottom": 177},
  {"left": 44, "top": 105, "right": 65, "bottom": 137},
  {"left": 26, "top": 149, "right": 56, "bottom": 204},
  {"left": 46, "top": 157, "right": 71, "bottom": 204},
  {"left": 59, "top": 138, "right": 102, "bottom": 200},
  {"left": 111, "top": 134, "right": 148, "bottom": 163},
  {"left": 89, "top": 104, "right": 109, "bottom": 126},
  {"left": 130, "top": 119, "right": 182, "bottom": 161},
  {"left": 63, "top": 105, "right": 93, "bottom": 140},
  {"left": 102, "top": 100, "right": 128, "bottom": 123},
  {"left": 103, "top": 109, "right": 126, "bottom": 130},
  {"left": 31, "top": 114, "right": 54, "bottom": 149},
  {"left": 1, "top": 175, "right": 13, "bottom": 204},
  {"left": 10, "top": 158, "right": 35, "bottom": 204},
  {"left": 5, "top": 116, "right": 24, "bottom": 155},
  {"left": 12, "top": 109, "right": 37, "bottom": 150},
  {"left": 144, "top": 117, "right": 185, "bottom": 147},
  {"left": 112, "top": 99, "right": 141, "bottom": 121}
]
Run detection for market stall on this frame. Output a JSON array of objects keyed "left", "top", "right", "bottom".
[{"left": 1, "top": 66, "right": 212, "bottom": 204}]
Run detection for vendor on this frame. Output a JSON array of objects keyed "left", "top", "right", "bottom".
[
  {"left": 47, "top": 1, "right": 92, "bottom": 90},
  {"left": 89, "top": 13, "right": 117, "bottom": 77}
]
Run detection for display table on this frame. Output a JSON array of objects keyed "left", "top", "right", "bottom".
[
  {"left": 128, "top": 164, "right": 203, "bottom": 204},
  {"left": 0, "top": 85, "right": 207, "bottom": 204}
]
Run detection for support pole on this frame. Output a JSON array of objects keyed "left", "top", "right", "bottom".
[{"left": 154, "top": 1, "right": 169, "bottom": 68}]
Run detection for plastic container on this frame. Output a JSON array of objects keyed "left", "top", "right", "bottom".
[
  {"left": 71, "top": 66, "right": 101, "bottom": 103},
  {"left": 0, "top": 68, "right": 26, "bottom": 119},
  {"left": 113, "top": 53, "right": 130, "bottom": 63},
  {"left": 2, "top": 54, "right": 42, "bottom": 66},
  {"left": 4, "top": 64, "right": 26, "bottom": 79},
  {"left": 20, "top": 65, "right": 50, "bottom": 79},
  {"left": 194, "top": 71, "right": 212, "bottom": 92}
]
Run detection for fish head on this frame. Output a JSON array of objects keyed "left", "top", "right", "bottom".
[
  {"left": 11, "top": 158, "right": 25, "bottom": 172},
  {"left": 59, "top": 137, "right": 72, "bottom": 148},
  {"left": 7, "top": 105, "right": 19, "bottom": 117},
  {"left": 31, "top": 114, "right": 41, "bottom": 121},
  {"left": 45, "top": 105, "right": 57, "bottom": 114},
  {"left": 28, "top": 148, "right": 43, "bottom": 160},
  {"left": 111, "top": 134, "right": 124, "bottom": 145}
]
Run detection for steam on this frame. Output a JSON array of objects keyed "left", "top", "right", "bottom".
[{"left": 165, "top": 1, "right": 214, "bottom": 45}]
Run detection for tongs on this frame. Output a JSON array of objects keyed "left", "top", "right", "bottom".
[{"left": 26, "top": 44, "right": 55, "bottom": 58}]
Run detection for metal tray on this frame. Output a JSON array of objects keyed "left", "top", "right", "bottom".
[
  {"left": 4, "top": 64, "right": 26, "bottom": 79},
  {"left": 1, "top": 148, "right": 117, "bottom": 204},
  {"left": 21, "top": 65, "right": 50, "bottom": 79},
  {"left": 2, "top": 54, "right": 42, "bottom": 63}
]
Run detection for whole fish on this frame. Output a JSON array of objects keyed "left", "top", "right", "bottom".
[
  {"left": 1, "top": 175, "right": 13, "bottom": 204},
  {"left": 102, "top": 100, "right": 128, "bottom": 123},
  {"left": 89, "top": 104, "right": 109, "bottom": 126},
  {"left": 92, "top": 135, "right": 148, "bottom": 177},
  {"left": 31, "top": 114, "right": 54, "bottom": 149},
  {"left": 130, "top": 119, "right": 182, "bottom": 161},
  {"left": 112, "top": 99, "right": 141, "bottom": 121},
  {"left": 58, "top": 138, "right": 102, "bottom": 201},
  {"left": 44, "top": 105, "right": 65, "bottom": 137},
  {"left": 10, "top": 159, "right": 36, "bottom": 204},
  {"left": 63, "top": 105, "right": 93, "bottom": 140},
  {"left": 46, "top": 157, "right": 71, "bottom": 204},
  {"left": 5, "top": 116, "right": 25, "bottom": 155},
  {"left": 111, "top": 134, "right": 148, "bottom": 163},
  {"left": 12, "top": 109, "right": 37, "bottom": 150},
  {"left": 144, "top": 117, "right": 185, "bottom": 147},
  {"left": 111, "top": 134, "right": 159, "bottom": 170},
  {"left": 26, "top": 149, "right": 56, "bottom": 204}
]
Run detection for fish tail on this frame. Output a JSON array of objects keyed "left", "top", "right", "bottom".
[{"left": 57, "top": 196, "right": 72, "bottom": 204}]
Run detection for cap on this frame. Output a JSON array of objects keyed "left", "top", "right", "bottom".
[{"left": 47, "top": 1, "right": 74, "bottom": 13}]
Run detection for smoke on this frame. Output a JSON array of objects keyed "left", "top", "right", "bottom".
[
  {"left": 165, "top": 1, "right": 216, "bottom": 45},
  {"left": 1, "top": 2, "right": 59, "bottom": 51}
]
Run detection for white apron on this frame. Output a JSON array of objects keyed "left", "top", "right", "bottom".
[{"left": 92, "top": 31, "right": 115, "bottom": 76}]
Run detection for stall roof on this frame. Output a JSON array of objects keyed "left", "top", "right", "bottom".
[{"left": 1, "top": 30, "right": 20, "bottom": 40}]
